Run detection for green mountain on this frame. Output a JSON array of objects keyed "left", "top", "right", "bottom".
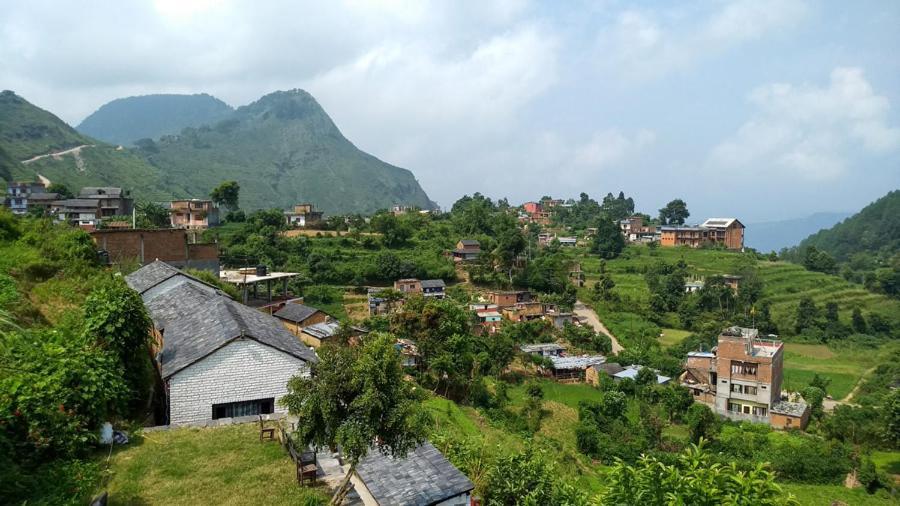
[
  {"left": 3, "top": 90, "right": 435, "bottom": 214},
  {"left": 794, "top": 190, "right": 900, "bottom": 262},
  {"left": 77, "top": 93, "right": 233, "bottom": 146},
  {"left": 130, "top": 89, "right": 435, "bottom": 214},
  {"left": 0, "top": 90, "right": 93, "bottom": 161}
]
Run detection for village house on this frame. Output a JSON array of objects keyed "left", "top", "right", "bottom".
[
  {"left": 284, "top": 203, "right": 324, "bottom": 228},
  {"left": 51, "top": 198, "right": 102, "bottom": 228},
  {"left": 349, "top": 442, "right": 474, "bottom": 506},
  {"left": 78, "top": 187, "right": 134, "bottom": 218},
  {"left": 393, "top": 278, "right": 446, "bottom": 299},
  {"left": 723, "top": 274, "right": 742, "bottom": 292},
  {"left": 520, "top": 343, "right": 566, "bottom": 357},
  {"left": 169, "top": 199, "right": 219, "bottom": 229},
  {"left": 557, "top": 236, "right": 577, "bottom": 247},
  {"left": 125, "top": 261, "right": 317, "bottom": 425},
  {"left": 619, "top": 215, "right": 659, "bottom": 243},
  {"left": 394, "top": 338, "right": 420, "bottom": 368},
  {"left": 298, "top": 321, "right": 341, "bottom": 349},
  {"left": 680, "top": 326, "right": 810, "bottom": 429},
  {"left": 91, "top": 228, "right": 220, "bottom": 273},
  {"left": 475, "top": 308, "right": 502, "bottom": 334},
  {"left": 451, "top": 239, "right": 481, "bottom": 262},
  {"left": 394, "top": 278, "right": 421, "bottom": 294},
  {"left": 685, "top": 280, "right": 705, "bottom": 293},
  {"left": 660, "top": 217, "right": 745, "bottom": 250},
  {"left": 487, "top": 289, "right": 532, "bottom": 308},
  {"left": 585, "top": 362, "right": 626, "bottom": 386},
  {"left": 613, "top": 364, "right": 671, "bottom": 384},
  {"left": 4, "top": 181, "right": 58, "bottom": 215},
  {"left": 273, "top": 303, "right": 331, "bottom": 336},
  {"left": 547, "top": 355, "right": 607, "bottom": 383},
  {"left": 502, "top": 301, "right": 545, "bottom": 322},
  {"left": 522, "top": 201, "right": 552, "bottom": 225},
  {"left": 367, "top": 288, "right": 397, "bottom": 316}
]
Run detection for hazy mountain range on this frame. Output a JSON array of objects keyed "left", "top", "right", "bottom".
[{"left": 746, "top": 212, "right": 853, "bottom": 253}]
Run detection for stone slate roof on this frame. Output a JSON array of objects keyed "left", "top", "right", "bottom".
[
  {"left": 771, "top": 401, "right": 808, "bottom": 417},
  {"left": 125, "top": 260, "right": 216, "bottom": 295},
  {"left": 273, "top": 303, "right": 322, "bottom": 323},
  {"left": 126, "top": 262, "right": 317, "bottom": 379},
  {"left": 420, "top": 279, "right": 446, "bottom": 289},
  {"left": 355, "top": 442, "right": 474, "bottom": 506},
  {"left": 51, "top": 198, "right": 99, "bottom": 208},
  {"left": 592, "top": 362, "right": 626, "bottom": 376}
]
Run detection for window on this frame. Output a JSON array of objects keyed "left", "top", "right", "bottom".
[
  {"left": 743, "top": 405, "right": 751, "bottom": 414},
  {"left": 730, "top": 361, "right": 758, "bottom": 376},
  {"left": 785, "top": 418, "right": 792, "bottom": 426},
  {"left": 728, "top": 402, "right": 742, "bottom": 413},
  {"left": 212, "top": 398, "right": 274, "bottom": 419},
  {"left": 730, "top": 384, "right": 758, "bottom": 395},
  {"left": 752, "top": 406, "right": 767, "bottom": 417}
]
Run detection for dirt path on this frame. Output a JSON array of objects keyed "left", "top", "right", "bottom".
[
  {"left": 842, "top": 365, "right": 878, "bottom": 402},
  {"left": 21, "top": 144, "right": 94, "bottom": 164},
  {"left": 573, "top": 300, "right": 624, "bottom": 354}
]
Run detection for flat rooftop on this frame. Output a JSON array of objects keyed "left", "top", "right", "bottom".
[{"left": 220, "top": 270, "right": 300, "bottom": 285}]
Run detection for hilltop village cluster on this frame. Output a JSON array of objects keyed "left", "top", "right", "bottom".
[{"left": 4, "top": 184, "right": 812, "bottom": 504}]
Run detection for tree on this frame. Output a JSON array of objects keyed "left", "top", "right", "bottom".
[
  {"left": 658, "top": 199, "right": 690, "bottom": 225},
  {"left": 851, "top": 307, "right": 868, "bottom": 334},
  {"left": 591, "top": 217, "right": 625, "bottom": 259},
  {"left": 794, "top": 297, "right": 818, "bottom": 334},
  {"left": 801, "top": 386, "right": 825, "bottom": 420},
  {"left": 135, "top": 200, "right": 170, "bottom": 229},
  {"left": 686, "top": 403, "right": 717, "bottom": 443},
  {"left": 884, "top": 389, "right": 900, "bottom": 447},
  {"left": 82, "top": 275, "right": 154, "bottom": 416},
  {"left": 280, "top": 333, "right": 431, "bottom": 505},
  {"left": 46, "top": 182, "right": 73, "bottom": 199},
  {"left": 210, "top": 180, "right": 240, "bottom": 211},
  {"left": 522, "top": 382, "right": 545, "bottom": 433},
  {"left": 661, "top": 385, "right": 695, "bottom": 422},
  {"left": 599, "top": 442, "right": 798, "bottom": 506},
  {"left": 483, "top": 446, "right": 588, "bottom": 506},
  {"left": 635, "top": 366, "right": 657, "bottom": 390},
  {"left": 802, "top": 246, "right": 837, "bottom": 275}
]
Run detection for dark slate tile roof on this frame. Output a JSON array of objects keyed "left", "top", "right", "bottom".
[
  {"left": 420, "top": 279, "right": 446, "bottom": 289},
  {"left": 273, "top": 303, "right": 322, "bottom": 323},
  {"left": 124, "top": 260, "right": 216, "bottom": 295},
  {"left": 355, "top": 442, "right": 474, "bottom": 506},
  {"left": 127, "top": 263, "right": 317, "bottom": 379}
]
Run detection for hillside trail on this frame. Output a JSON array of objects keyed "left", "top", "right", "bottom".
[
  {"left": 841, "top": 365, "right": 879, "bottom": 403},
  {"left": 21, "top": 144, "right": 94, "bottom": 164},
  {"left": 573, "top": 300, "right": 624, "bottom": 354}
]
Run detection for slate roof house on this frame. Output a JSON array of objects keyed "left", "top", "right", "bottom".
[
  {"left": 125, "top": 261, "right": 317, "bottom": 425},
  {"left": 451, "top": 239, "right": 480, "bottom": 262},
  {"left": 350, "top": 442, "right": 474, "bottom": 506}
]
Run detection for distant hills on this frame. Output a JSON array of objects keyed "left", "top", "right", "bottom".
[
  {"left": 790, "top": 190, "right": 900, "bottom": 262},
  {"left": 746, "top": 211, "right": 852, "bottom": 253},
  {"left": 1, "top": 89, "right": 435, "bottom": 214},
  {"left": 77, "top": 94, "right": 233, "bottom": 146}
]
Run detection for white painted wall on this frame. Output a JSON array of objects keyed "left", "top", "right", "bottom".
[{"left": 168, "top": 339, "right": 310, "bottom": 425}]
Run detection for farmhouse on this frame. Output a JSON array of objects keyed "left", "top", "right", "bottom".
[
  {"left": 451, "top": 239, "right": 481, "bottom": 262},
  {"left": 350, "top": 442, "right": 474, "bottom": 506},
  {"left": 520, "top": 343, "right": 566, "bottom": 357},
  {"left": 548, "top": 354, "right": 606, "bottom": 382},
  {"left": 486, "top": 289, "right": 532, "bottom": 308},
  {"left": 284, "top": 203, "right": 324, "bottom": 228},
  {"left": 680, "top": 326, "right": 809, "bottom": 429},
  {"left": 169, "top": 199, "right": 219, "bottom": 229},
  {"left": 273, "top": 303, "right": 331, "bottom": 336},
  {"left": 660, "top": 217, "right": 745, "bottom": 250},
  {"left": 125, "top": 261, "right": 317, "bottom": 425}
]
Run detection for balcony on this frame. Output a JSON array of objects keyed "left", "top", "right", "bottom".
[{"left": 721, "top": 410, "right": 769, "bottom": 425}]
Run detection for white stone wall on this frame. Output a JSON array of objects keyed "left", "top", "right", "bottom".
[{"left": 168, "top": 339, "right": 310, "bottom": 425}]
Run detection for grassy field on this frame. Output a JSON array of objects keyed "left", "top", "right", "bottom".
[
  {"left": 782, "top": 483, "right": 896, "bottom": 506},
  {"left": 98, "top": 424, "right": 328, "bottom": 506},
  {"left": 780, "top": 342, "right": 897, "bottom": 399},
  {"left": 659, "top": 328, "right": 691, "bottom": 347}
]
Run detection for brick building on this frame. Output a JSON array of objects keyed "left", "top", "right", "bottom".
[
  {"left": 660, "top": 217, "right": 745, "bottom": 250},
  {"left": 680, "top": 326, "right": 809, "bottom": 429},
  {"left": 284, "top": 203, "right": 324, "bottom": 228},
  {"left": 486, "top": 290, "right": 532, "bottom": 308},
  {"left": 90, "top": 228, "right": 220, "bottom": 274},
  {"left": 169, "top": 199, "right": 220, "bottom": 229}
]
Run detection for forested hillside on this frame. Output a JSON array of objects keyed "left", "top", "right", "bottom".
[
  {"left": 0, "top": 90, "right": 93, "bottom": 160},
  {"left": 77, "top": 94, "right": 233, "bottom": 146}
]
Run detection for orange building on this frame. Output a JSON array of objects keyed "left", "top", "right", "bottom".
[
  {"left": 680, "top": 326, "right": 809, "bottom": 429},
  {"left": 660, "top": 217, "right": 744, "bottom": 250}
]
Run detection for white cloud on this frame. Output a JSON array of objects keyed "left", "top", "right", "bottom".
[
  {"left": 710, "top": 67, "right": 900, "bottom": 180},
  {"left": 598, "top": 0, "right": 809, "bottom": 81}
]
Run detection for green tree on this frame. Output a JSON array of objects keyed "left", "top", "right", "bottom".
[
  {"left": 46, "top": 182, "right": 73, "bottom": 199},
  {"left": 885, "top": 389, "right": 900, "bottom": 447},
  {"left": 686, "top": 403, "right": 717, "bottom": 443},
  {"left": 135, "top": 200, "right": 170, "bottom": 229},
  {"left": 802, "top": 386, "right": 825, "bottom": 420},
  {"left": 82, "top": 276, "right": 153, "bottom": 416},
  {"left": 599, "top": 442, "right": 798, "bottom": 505},
  {"left": 794, "top": 297, "right": 818, "bottom": 334},
  {"left": 851, "top": 307, "right": 868, "bottom": 334},
  {"left": 280, "top": 333, "right": 431, "bottom": 505},
  {"left": 591, "top": 217, "right": 625, "bottom": 259},
  {"left": 658, "top": 199, "right": 690, "bottom": 225},
  {"left": 661, "top": 385, "right": 695, "bottom": 422},
  {"left": 483, "top": 446, "right": 587, "bottom": 506},
  {"left": 210, "top": 180, "right": 240, "bottom": 211}
]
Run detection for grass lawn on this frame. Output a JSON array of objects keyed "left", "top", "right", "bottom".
[
  {"left": 870, "top": 450, "right": 900, "bottom": 476},
  {"left": 782, "top": 483, "right": 896, "bottom": 506},
  {"left": 99, "top": 424, "right": 329, "bottom": 506},
  {"left": 780, "top": 342, "right": 897, "bottom": 399},
  {"left": 659, "top": 328, "right": 691, "bottom": 348}
]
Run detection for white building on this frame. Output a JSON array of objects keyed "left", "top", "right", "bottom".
[{"left": 126, "top": 261, "right": 318, "bottom": 425}]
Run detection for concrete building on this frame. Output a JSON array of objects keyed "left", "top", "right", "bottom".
[
  {"left": 169, "top": 199, "right": 219, "bottom": 229},
  {"left": 4, "top": 181, "right": 58, "bottom": 215},
  {"left": 125, "top": 261, "right": 317, "bottom": 425},
  {"left": 284, "top": 203, "right": 324, "bottom": 228},
  {"left": 680, "top": 326, "right": 809, "bottom": 429},
  {"left": 78, "top": 187, "right": 133, "bottom": 218}
]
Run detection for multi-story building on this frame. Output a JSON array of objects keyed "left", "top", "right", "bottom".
[
  {"left": 660, "top": 217, "right": 744, "bottom": 250},
  {"left": 78, "top": 187, "right": 133, "bottom": 218},
  {"left": 170, "top": 199, "right": 220, "bottom": 229},
  {"left": 486, "top": 290, "right": 532, "bottom": 308},
  {"left": 4, "top": 181, "right": 58, "bottom": 215},
  {"left": 285, "top": 203, "right": 324, "bottom": 227},
  {"left": 680, "top": 326, "right": 809, "bottom": 429},
  {"left": 619, "top": 215, "right": 659, "bottom": 243},
  {"left": 50, "top": 198, "right": 102, "bottom": 229},
  {"left": 451, "top": 239, "right": 481, "bottom": 262}
]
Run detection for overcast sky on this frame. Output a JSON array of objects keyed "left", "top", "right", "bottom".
[{"left": 2, "top": 0, "right": 899, "bottom": 221}]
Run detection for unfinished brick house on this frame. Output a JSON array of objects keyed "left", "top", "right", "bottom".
[
  {"left": 660, "top": 218, "right": 745, "bottom": 250},
  {"left": 486, "top": 290, "right": 532, "bottom": 308},
  {"left": 680, "top": 326, "right": 809, "bottom": 429}
]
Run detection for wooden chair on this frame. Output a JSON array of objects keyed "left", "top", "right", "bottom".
[
  {"left": 299, "top": 449, "right": 318, "bottom": 485},
  {"left": 258, "top": 414, "right": 275, "bottom": 442}
]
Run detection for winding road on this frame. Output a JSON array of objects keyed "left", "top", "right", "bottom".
[{"left": 573, "top": 300, "right": 624, "bottom": 354}]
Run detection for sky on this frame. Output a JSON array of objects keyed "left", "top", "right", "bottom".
[{"left": 2, "top": 0, "right": 899, "bottom": 222}]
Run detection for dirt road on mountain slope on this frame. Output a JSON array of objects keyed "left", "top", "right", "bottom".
[
  {"left": 21, "top": 144, "right": 94, "bottom": 164},
  {"left": 573, "top": 300, "right": 624, "bottom": 354}
]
